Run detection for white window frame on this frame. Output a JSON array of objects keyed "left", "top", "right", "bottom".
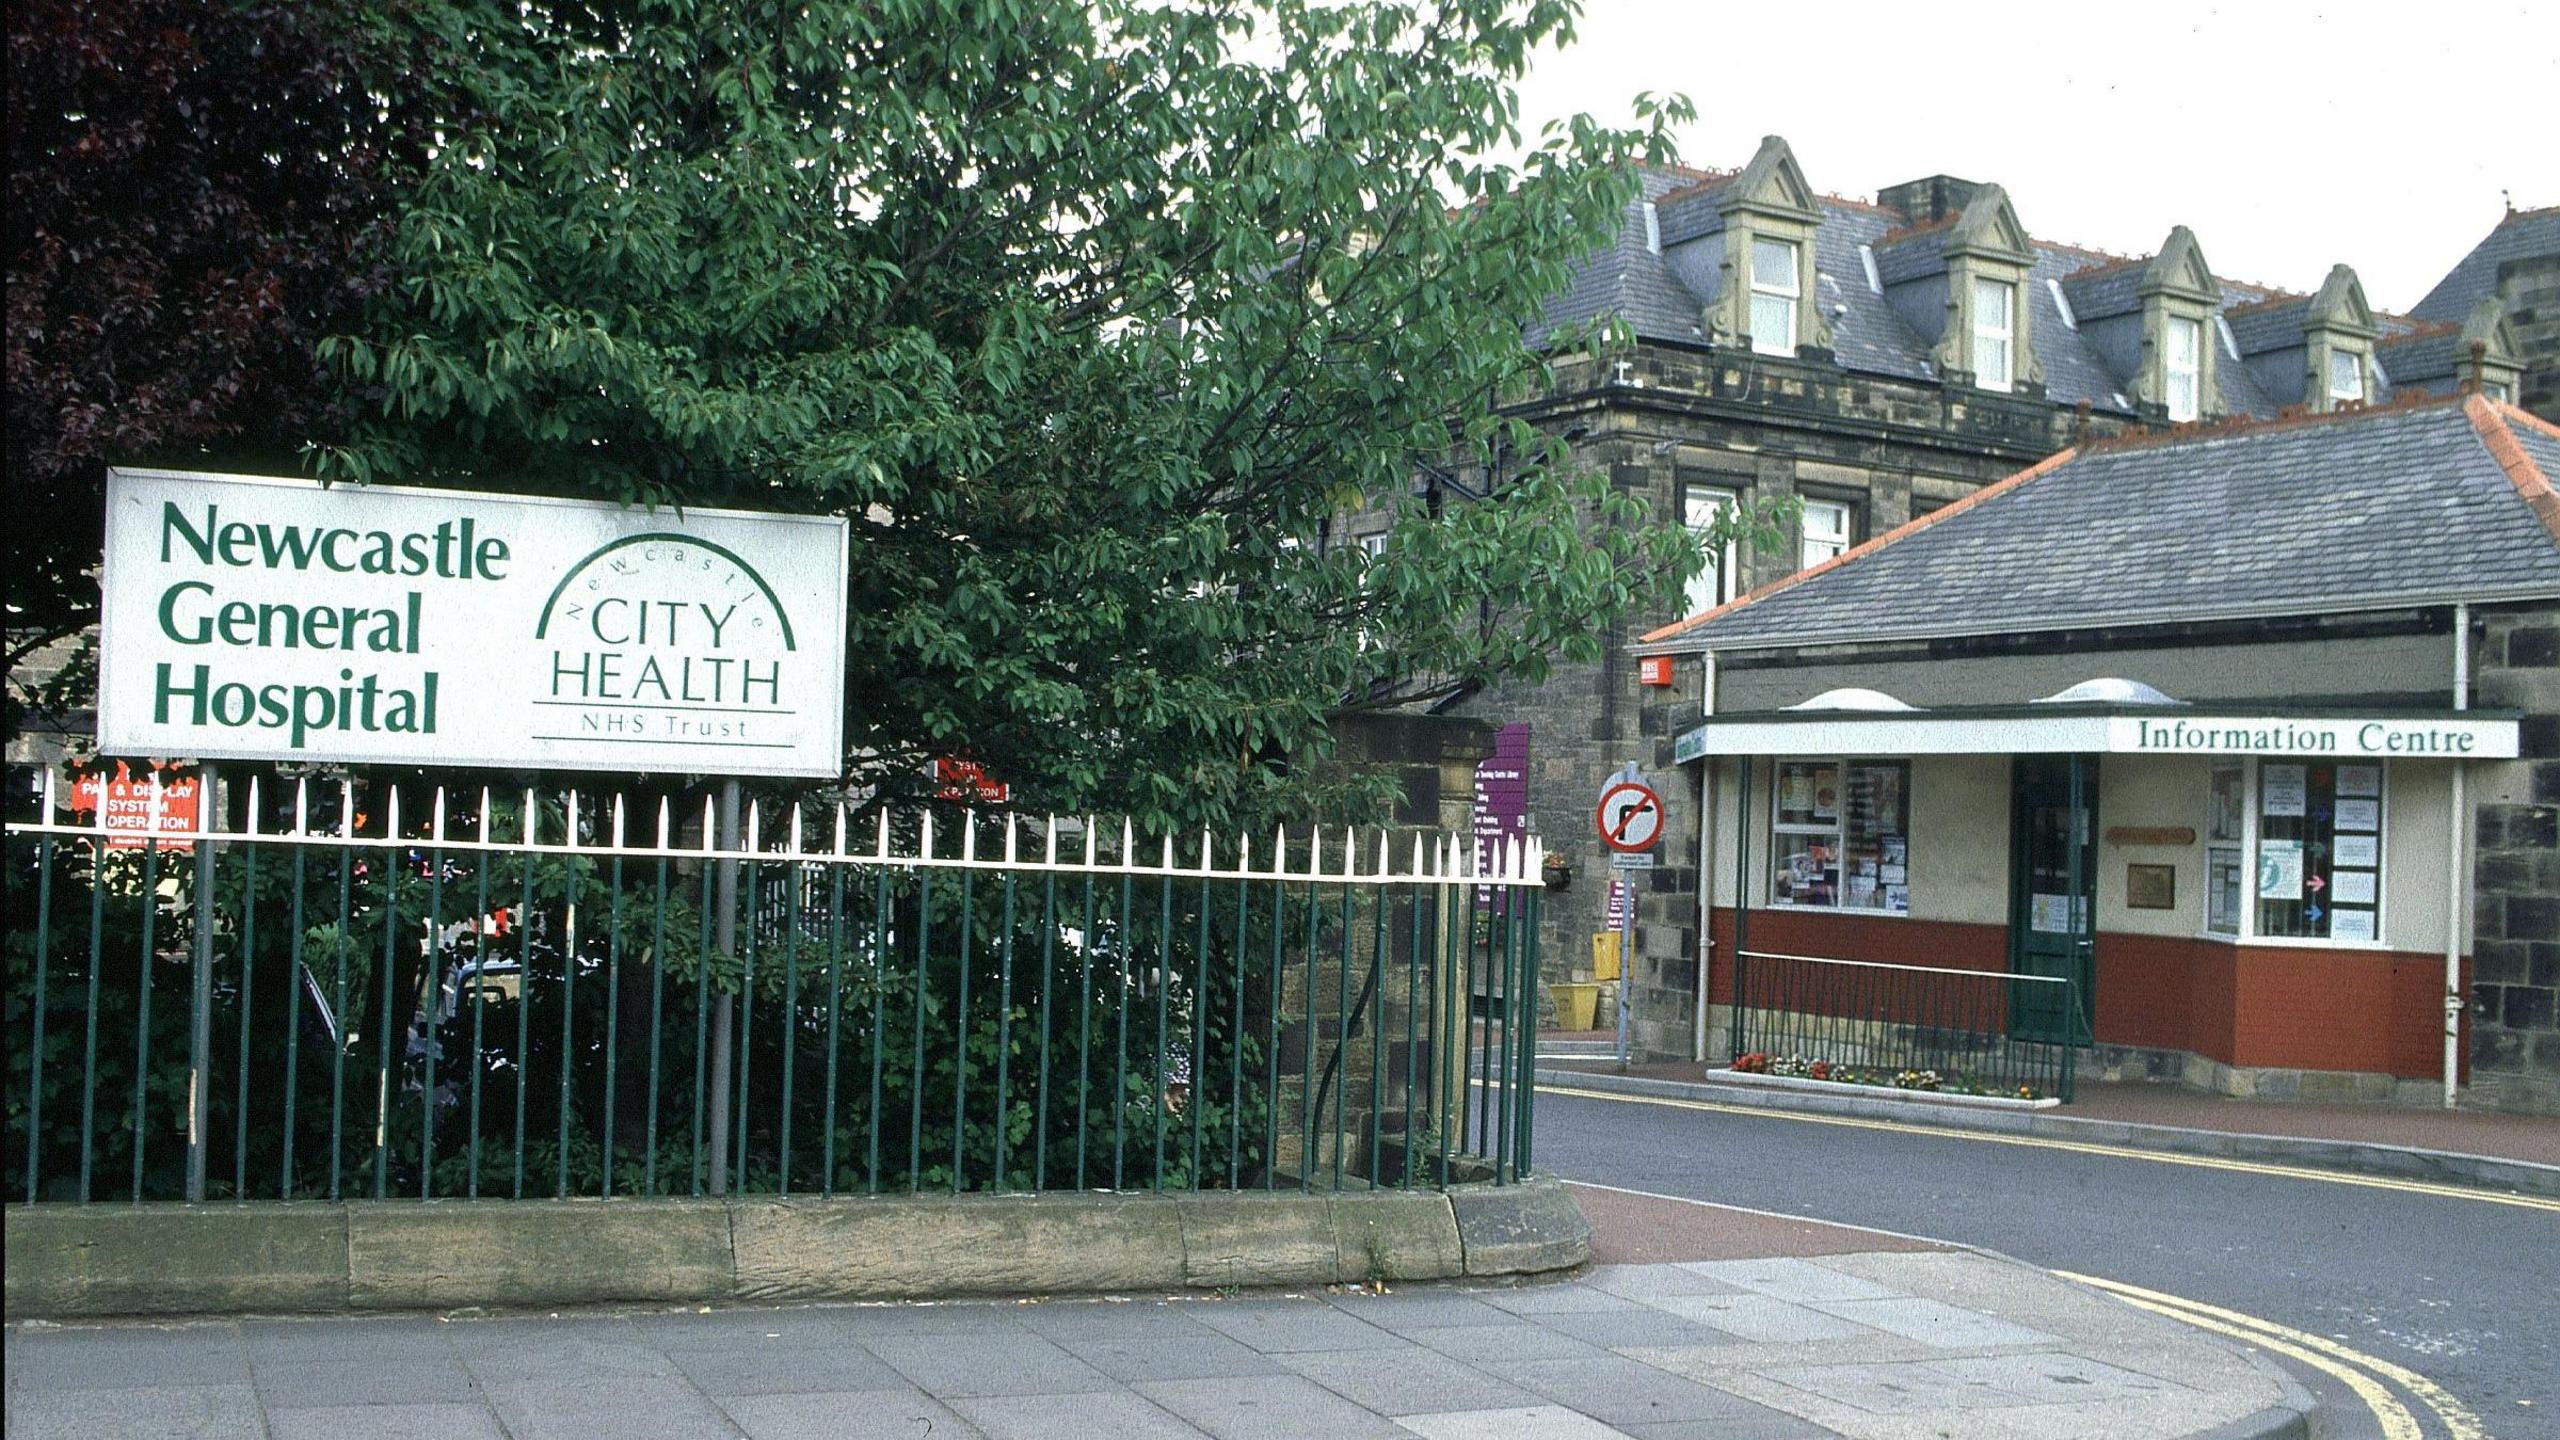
[
  {"left": 2165, "top": 316, "right": 2203, "bottom": 423},
  {"left": 1799, "top": 499, "right": 1853, "bottom": 570},
  {"left": 1682, "top": 486, "right": 1740, "bottom": 614},
  {"left": 1750, "top": 237, "right": 1800, "bottom": 357},
  {"left": 1768, "top": 757, "right": 1911, "bottom": 917},
  {"left": 2195, "top": 756, "right": 2389, "bottom": 949},
  {"left": 1973, "top": 277, "right": 2015, "bottom": 393},
  {"left": 2328, "top": 349, "right": 2365, "bottom": 405}
]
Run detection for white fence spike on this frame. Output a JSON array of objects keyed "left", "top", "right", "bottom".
[
  {"left": 1375, "top": 829, "right": 1389, "bottom": 878},
  {"left": 659, "top": 796, "right": 674, "bottom": 850},
  {"left": 296, "top": 778, "right": 310, "bottom": 838},
  {"left": 746, "top": 799, "right": 762, "bottom": 856},
  {"left": 833, "top": 803, "right": 849, "bottom": 858},
  {"left": 788, "top": 803, "right": 805, "bottom": 856},
  {"left": 964, "top": 811, "right": 979, "bottom": 863},
  {"left": 1159, "top": 832, "right": 1173, "bottom": 871},
  {"left": 918, "top": 809, "right": 933, "bottom": 862},
  {"left": 703, "top": 795, "right": 718, "bottom": 855},
  {"left": 1004, "top": 813, "right": 1018, "bottom": 865},
  {"left": 1083, "top": 818, "right": 1097, "bottom": 868},
  {"left": 1200, "top": 826, "right": 1213, "bottom": 874},
  {"left": 875, "top": 808, "right": 891, "bottom": 861},
  {"left": 1273, "top": 823, "right": 1289, "bottom": 879},
  {"left": 1239, "top": 830, "right": 1251, "bottom": 874},
  {"left": 243, "top": 775, "right": 262, "bottom": 838},
  {"left": 1044, "top": 816, "right": 1058, "bottom": 866},
  {"left": 432, "top": 788, "right": 448, "bottom": 845},
  {"left": 1121, "top": 818, "right": 1134, "bottom": 870}
]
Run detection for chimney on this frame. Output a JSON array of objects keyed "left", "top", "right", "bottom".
[{"left": 1878, "top": 175, "right": 1985, "bottom": 226}]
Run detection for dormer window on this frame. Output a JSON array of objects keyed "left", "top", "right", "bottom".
[
  {"left": 2165, "top": 316, "right": 2204, "bottom": 422},
  {"left": 1709, "top": 137, "right": 1830, "bottom": 357},
  {"left": 2328, "top": 350, "right": 2365, "bottom": 405},
  {"left": 1972, "top": 278, "right": 2014, "bottom": 392},
  {"left": 1751, "top": 238, "right": 1800, "bottom": 356}
]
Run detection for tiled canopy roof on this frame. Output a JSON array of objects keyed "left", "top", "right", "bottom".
[{"left": 1636, "top": 396, "right": 2560, "bottom": 654}]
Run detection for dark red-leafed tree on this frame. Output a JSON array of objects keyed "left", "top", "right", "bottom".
[{"left": 4, "top": 0, "right": 430, "bottom": 736}]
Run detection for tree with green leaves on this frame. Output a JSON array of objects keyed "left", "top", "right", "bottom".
[
  {"left": 321, "top": 0, "right": 1738, "bottom": 829},
  {"left": 5, "top": 0, "right": 437, "bottom": 738}
]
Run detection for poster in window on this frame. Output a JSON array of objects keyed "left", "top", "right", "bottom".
[
  {"left": 2031, "top": 893, "right": 2075, "bottom": 933},
  {"left": 2262, "top": 765, "right": 2307, "bottom": 817},
  {"left": 2208, "top": 850, "right": 2243, "bottom": 933},
  {"left": 2335, "top": 799, "right": 2380, "bottom": 831},
  {"left": 2331, "top": 908, "right": 2377, "bottom": 942},
  {"left": 1781, "top": 770, "right": 1815, "bottom": 815},
  {"left": 2257, "top": 840, "right": 2304, "bottom": 901},
  {"left": 1885, "top": 885, "right": 1909, "bottom": 914},
  {"left": 2336, "top": 765, "right": 2380, "bottom": 798},
  {"left": 2331, "top": 870, "right": 2377, "bottom": 905},
  {"left": 2334, "top": 834, "right": 2379, "bottom": 867},
  {"left": 2208, "top": 764, "right": 2246, "bottom": 843}
]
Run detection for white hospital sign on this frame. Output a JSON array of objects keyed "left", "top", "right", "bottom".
[{"left": 98, "top": 469, "right": 850, "bottom": 777}]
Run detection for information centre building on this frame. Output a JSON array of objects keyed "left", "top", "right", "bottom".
[{"left": 1633, "top": 394, "right": 2560, "bottom": 1113}]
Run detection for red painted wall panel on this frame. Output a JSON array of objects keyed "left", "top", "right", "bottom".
[{"left": 1705, "top": 909, "right": 2469, "bottom": 1081}]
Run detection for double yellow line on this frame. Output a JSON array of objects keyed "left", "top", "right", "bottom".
[
  {"left": 1534, "top": 1081, "right": 2560, "bottom": 1213},
  {"left": 2057, "top": 1271, "right": 2485, "bottom": 1440}
]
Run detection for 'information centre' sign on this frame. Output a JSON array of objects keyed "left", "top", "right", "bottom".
[{"left": 99, "top": 469, "right": 850, "bottom": 777}]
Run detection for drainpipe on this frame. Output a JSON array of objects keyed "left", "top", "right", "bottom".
[
  {"left": 2446, "top": 605, "right": 2470, "bottom": 1110},
  {"left": 1695, "top": 650, "right": 1717, "bottom": 1064}
]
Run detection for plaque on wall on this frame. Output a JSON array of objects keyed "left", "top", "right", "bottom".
[{"left": 2126, "top": 863, "right": 2177, "bottom": 910}]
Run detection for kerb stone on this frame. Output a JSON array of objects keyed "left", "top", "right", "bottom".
[
  {"left": 4, "top": 1202, "right": 348, "bottom": 1317},
  {"left": 731, "top": 1192, "right": 1186, "bottom": 1302},
  {"left": 1179, "top": 1192, "right": 1341, "bottom": 1288},
  {"left": 1331, "top": 1190, "right": 1465, "bottom": 1281},
  {"left": 344, "top": 1198, "right": 730, "bottom": 1310},
  {"left": 1448, "top": 1176, "right": 1591, "bottom": 1277}
]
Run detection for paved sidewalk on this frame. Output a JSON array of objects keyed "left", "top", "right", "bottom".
[
  {"left": 4, "top": 1225, "right": 2305, "bottom": 1440},
  {"left": 1542, "top": 1048, "right": 2560, "bottom": 1173}
]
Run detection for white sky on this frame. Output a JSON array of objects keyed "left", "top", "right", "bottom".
[{"left": 1506, "top": 0, "right": 2560, "bottom": 311}]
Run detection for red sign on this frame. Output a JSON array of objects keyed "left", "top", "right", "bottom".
[
  {"left": 931, "top": 758, "right": 1010, "bottom": 806},
  {"left": 1594, "top": 779, "right": 1663, "bottom": 853},
  {"left": 1637, "top": 655, "right": 1674, "bottom": 687},
  {"left": 62, "top": 761, "right": 201, "bottom": 850}
]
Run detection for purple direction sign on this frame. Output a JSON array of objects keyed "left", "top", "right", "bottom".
[{"left": 1472, "top": 723, "right": 1529, "bottom": 912}]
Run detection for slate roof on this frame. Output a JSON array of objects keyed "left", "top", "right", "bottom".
[
  {"left": 2411, "top": 208, "right": 2560, "bottom": 322},
  {"left": 1636, "top": 397, "right": 2560, "bottom": 654},
  {"left": 1533, "top": 153, "right": 2455, "bottom": 421}
]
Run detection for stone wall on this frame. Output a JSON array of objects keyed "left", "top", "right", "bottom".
[
  {"left": 2470, "top": 600, "right": 2560, "bottom": 1114},
  {"left": 2499, "top": 250, "right": 2560, "bottom": 423}
]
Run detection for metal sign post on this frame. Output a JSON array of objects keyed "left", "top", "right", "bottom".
[{"left": 1596, "top": 762, "right": 1664, "bottom": 1070}]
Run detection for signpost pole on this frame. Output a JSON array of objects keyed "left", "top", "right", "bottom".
[
  {"left": 185, "top": 763, "right": 218, "bottom": 1203},
  {"left": 707, "top": 779, "right": 740, "bottom": 1196},
  {"left": 1616, "top": 861, "right": 1633, "bottom": 1071}
]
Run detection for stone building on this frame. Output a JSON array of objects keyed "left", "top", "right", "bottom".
[
  {"left": 1346, "top": 135, "right": 2542, "bottom": 1097},
  {"left": 2409, "top": 206, "right": 2560, "bottom": 421}
]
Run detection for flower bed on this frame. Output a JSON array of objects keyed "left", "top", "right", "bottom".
[{"left": 1730, "top": 1051, "right": 2045, "bottom": 1102}]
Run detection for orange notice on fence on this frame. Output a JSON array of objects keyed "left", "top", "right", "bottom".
[{"left": 61, "top": 761, "right": 200, "bottom": 850}]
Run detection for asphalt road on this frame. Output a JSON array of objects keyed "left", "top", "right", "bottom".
[{"left": 1532, "top": 1085, "right": 2560, "bottom": 1440}]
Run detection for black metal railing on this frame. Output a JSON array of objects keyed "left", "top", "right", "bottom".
[
  {"left": 1729, "top": 949, "right": 2082, "bottom": 1102},
  {"left": 5, "top": 770, "right": 1544, "bottom": 1204}
]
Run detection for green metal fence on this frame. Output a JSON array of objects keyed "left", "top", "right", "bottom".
[
  {"left": 1729, "top": 949, "right": 2083, "bottom": 1102},
  {"left": 5, "top": 769, "right": 1544, "bottom": 1204}
]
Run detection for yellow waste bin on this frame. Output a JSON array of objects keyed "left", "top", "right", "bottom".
[
  {"left": 1550, "top": 982, "right": 1602, "bottom": 1031},
  {"left": 1590, "top": 931, "right": 1622, "bottom": 981}
]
